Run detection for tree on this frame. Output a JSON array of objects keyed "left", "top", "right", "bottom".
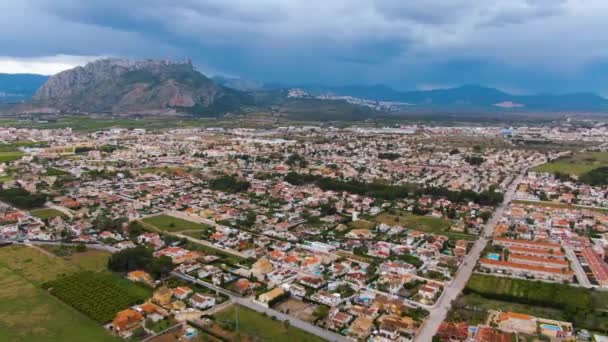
[
  {"left": 286, "top": 154, "right": 308, "bottom": 168},
  {"left": 209, "top": 175, "right": 251, "bottom": 193},
  {"left": 580, "top": 167, "right": 608, "bottom": 186},
  {"left": 464, "top": 155, "right": 485, "bottom": 166},
  {"left": 312, "top": 305, "right": 329, "bottom": 320},
  {"left": 107, "top": 246, "right": 172, "bottom": 279},
  {"left": 0, "top": 188, "right": 47, "bottom": 209},
  {"left": 478, "top": 211, "right": 492, "bottom": 223},
  {"left": 378, "top": 152, "right": 401, "bottom": 161},
  {"left": 93, "top": 214, "right": 127, "bottom": 232},
  {"left": 128, "top": 221, "right": 145, "bottom": 239},
  {"left": 148, "top": 255, "right": 174, "bottom": 279}
]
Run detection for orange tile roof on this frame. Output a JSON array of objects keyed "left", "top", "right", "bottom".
[
  {"left": 475, "top": 326, "right": 511, "bottom": 342},
  {"left": 495, "top": 237, "right": 561, "bottom": 249},
  {"left": 481, "top": 258, "right": 573, "bottom": 275},
  {"left": 113, "top": 309, "right": 143, "bottom": 331},
  {"left": 140, "top": 302, "right": 159, "bottom": 314},
  {"left": 507, "top": 245, "right": 564, "bottom": 256},
  {"left": 508, "top": 253, "right": 569, "bottom": 266}
]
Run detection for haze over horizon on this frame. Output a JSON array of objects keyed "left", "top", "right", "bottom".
[{"left": 1, "top": 1, "right": 608, "bottom": 95}]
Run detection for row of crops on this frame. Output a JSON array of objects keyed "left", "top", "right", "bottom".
[{"left": 44, "top": 271, "right": 152, "bottom": 323}]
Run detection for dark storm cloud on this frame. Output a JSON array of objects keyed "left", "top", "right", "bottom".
[{"left": 1, "top": 0, "right": 608, "bottom": 93}]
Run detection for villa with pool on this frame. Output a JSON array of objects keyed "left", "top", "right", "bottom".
[{"left": 489, "top": 310, "right": 574, "bottom": 339}]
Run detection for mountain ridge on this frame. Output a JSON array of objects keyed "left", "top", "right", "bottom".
[
  {"left": 287, "top": 83, "right": 608, "bottom": 110},
  {"left": 20, "top": 58, "right": 248, "bottom": 115}
]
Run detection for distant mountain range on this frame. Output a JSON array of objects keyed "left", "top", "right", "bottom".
[
  {"left": 2, "top": 60, "right": 608, "bottom": 115},
  {"left": 270, "top": 84, "right": 608, "bottom": 111},
  {"left": 0, "top": 73, "right": 48, "bottom": 103}
]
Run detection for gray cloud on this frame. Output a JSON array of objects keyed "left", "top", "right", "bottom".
[{"left": 1, "top": 0, "right": 608, "bottom": 93}]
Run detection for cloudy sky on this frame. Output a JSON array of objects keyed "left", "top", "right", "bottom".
[{"left": 1, "top": 0, "right": 607, "bottom": 94}]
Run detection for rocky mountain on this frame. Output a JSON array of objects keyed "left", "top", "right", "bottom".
[{"left": 26, "top": 58, "right": 247, "bottom": 115}]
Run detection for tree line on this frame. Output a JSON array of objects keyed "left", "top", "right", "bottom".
[
  {"left": 284, "top": 172, "right": 503, "bottom": 205},
  {"left": 0, "top": 187, "right": 47, "bottom": 209}
]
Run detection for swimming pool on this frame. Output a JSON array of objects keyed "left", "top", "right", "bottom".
[
  {"left": 486, "top": 253, "right": 500, "bottom": 261},
  {"left": 540, "top": 324, "right": 562, "bottom": 332}
]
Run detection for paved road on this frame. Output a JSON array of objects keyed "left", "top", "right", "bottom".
[
  {"left": 171, "top": 271, "right": 348, "bottom": 342},
  {"left": 565, "top": 247, "right": 591, "bottom": 288},
  {"left": 414, "top": 169, "right": 530, "bottom": 342}
]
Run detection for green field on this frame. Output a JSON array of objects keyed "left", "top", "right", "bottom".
[
  {"left": 373, "top": 211, "right": 475, "bottom": 240},
  {"left": 45, "top": 271, "right": 152, "bottom": 323},
  {"left": 0, "top": 116, "right": 215, "bottom": 132},
  {"left": 64, "top": 250, "right": 111, "bottom": 272},
  {"left": 214, "top": 305, "right": 325, "bottom": 342},
  {"left": 0, "top": 175, "right": 13, "bottom": 182},
  {"left": 0, "top": 151, "right": 25, "bottom": 163},
  {"left": 447, "top": 293, "right": 568, "bottom": 325},
  {"left": 0, "top": 245, "right": 119, "bottom": 341},
  {"left": 42, "top": 167, "right": 70, "bottom": 176},
  {"left": 348, "top": 219, "right": 376, "bottom": 230},
  {"left": 142, "top": 215, "right": 211, "bottom": 233},
  {"left": 40, "top": 246, "right": 111, "bottom": 273},
  {"left": 532, "top": 151, "right": 608, "bottom": 175},
  {"left": 465, "top": 274, "right": 608, "bottom": 331},
  {"left": 513, "top": 200, "right": 608, "bottom": 213},
  {"left": 0, "top": 245, "right": 80, "bottom": 285},
  {"left": 30, "top": 208, "right": 66, "bottom": 219},
  {"left": 0, "top": 264, "right": 119, "bottom": 342}
]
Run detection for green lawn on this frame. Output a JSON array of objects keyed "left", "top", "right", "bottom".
[
  {"left": 214, "top": 305, "right": 325, "bottom": 342},
  {"left": 532, "top": 151, "right": 608, "bottom": 176},
  {"left": 142, "top": 215, "right": 211, "bottom": 233},
  {"left": 0, "top": 151, "right": 25, "bottom": 163},
  {"left": 0, "top": 175, "right": 12, "bottom": 182},
  {"left": 30, "top": 208, "right": 66, "bottom": 220},
  {"left": 0, "top": 245, "right": 119, "bottom": 341}
]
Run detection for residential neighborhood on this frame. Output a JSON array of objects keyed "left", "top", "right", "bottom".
[{"left": 0, "top": 123, "right": 607, "bottom": 342}]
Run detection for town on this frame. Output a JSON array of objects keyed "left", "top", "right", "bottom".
[{"left": 0, "top": 122, "right": 607, "bottom": 342}]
